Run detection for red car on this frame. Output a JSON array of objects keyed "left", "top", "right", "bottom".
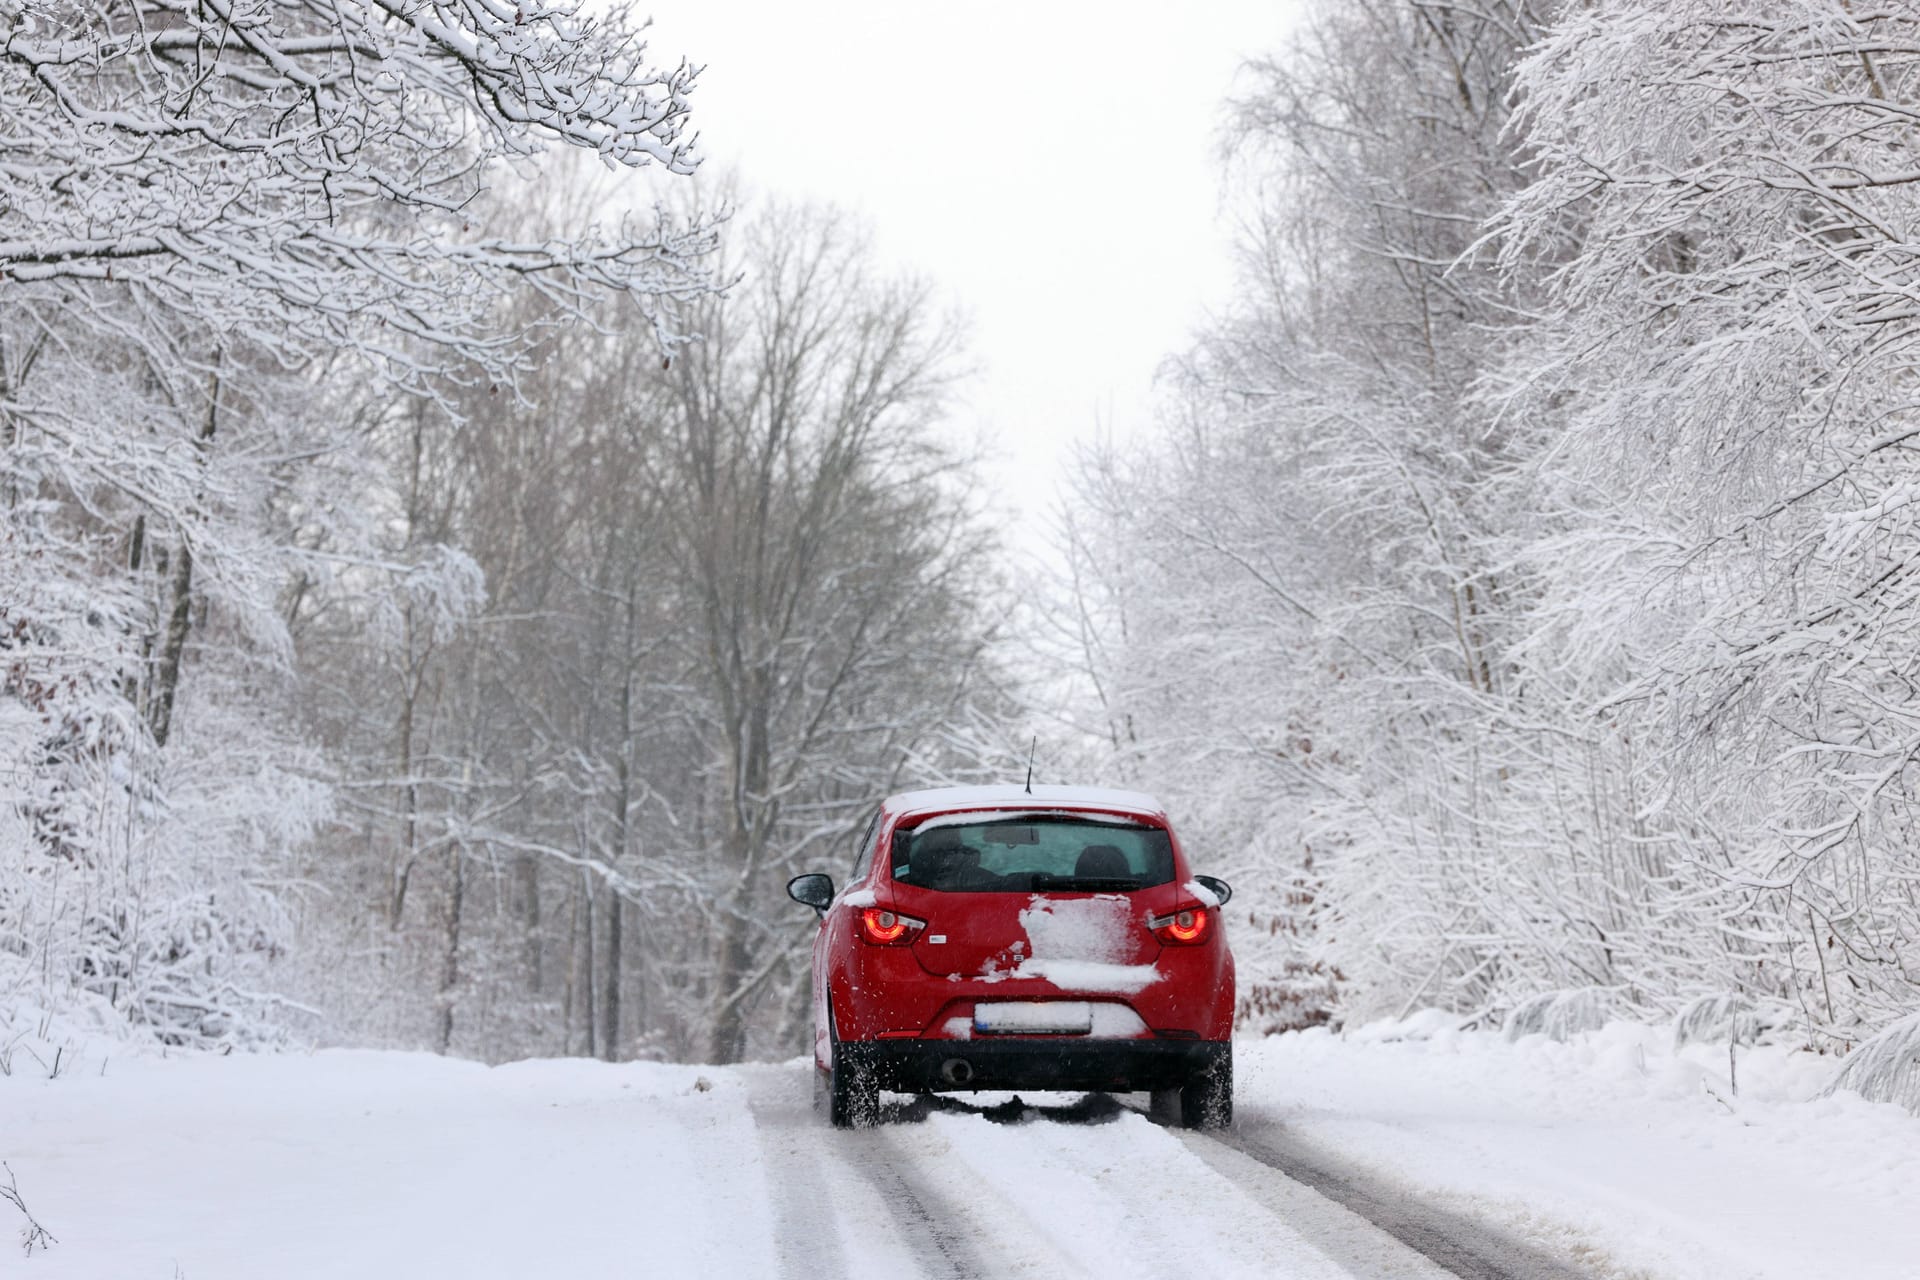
[{"left": 787, "top": 785, "right": 1235, "bottom": 1128}]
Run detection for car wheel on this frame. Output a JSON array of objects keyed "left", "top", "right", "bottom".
[
  {"left": 823, "top": 1003, "right": 880, "bottom": 1129},
  {"left": 1178, "top": 1045, "right": 1233, "bottom": 1130}
]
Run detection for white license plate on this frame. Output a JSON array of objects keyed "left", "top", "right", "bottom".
[{"left": 972, "top": 1001, "right": 1094, "bottom": 1035}]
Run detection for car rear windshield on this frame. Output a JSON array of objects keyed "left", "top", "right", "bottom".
[{"left": 890, "top": 815, "right": 1174, "bottom": 893}]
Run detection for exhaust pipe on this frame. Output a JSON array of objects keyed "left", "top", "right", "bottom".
[{"left": 940, "top": 1057, "right": 974, "bottom": 1085}]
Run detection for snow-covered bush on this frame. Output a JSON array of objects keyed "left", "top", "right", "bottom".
[
  {"left": 1824, "top": 1014, "right": 1920, "bottom": 1116},
  {"left": 1504, "top": 990, "right": 1616, "bottom": 1045},
  {"left": 1670, "top": 995, "right": 1801, "bottom": 1052}
]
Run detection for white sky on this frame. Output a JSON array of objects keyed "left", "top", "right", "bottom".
[{"left": 640, "top": 2, "right": 1305, "bottom": 548}]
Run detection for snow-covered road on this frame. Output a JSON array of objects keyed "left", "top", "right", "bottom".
[
  {"left": 2, "top": 1049, "right": 1517, "bottom": 1279},
  {"left": 7, "top": 1019, "right": 1919, "bottom": 1278},
  {"left": 742, "top": 1066, "right": 1462, "bottom": 1280}
]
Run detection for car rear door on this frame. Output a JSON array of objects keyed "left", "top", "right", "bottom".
[{"left": 882, "top": 810, "right": 1172, "bottom": 983}]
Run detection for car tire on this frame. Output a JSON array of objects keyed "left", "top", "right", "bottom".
[
  {"left": 822, "top": 1004, "right": 880, "bottom": 1129},
  {"left": 1178, "top": 1044, "right": 1233, "bottom": 1130}
]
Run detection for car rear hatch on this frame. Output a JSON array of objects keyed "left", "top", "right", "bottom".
[
  {"left": 881, "top": 811, "right": 1177, "bottom": 985},
  {"left": 890, "top": 888, "right": 1164, "bottom": 981}
]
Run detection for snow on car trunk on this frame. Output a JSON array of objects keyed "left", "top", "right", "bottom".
[
  {"left": 1010, "top": 895, "right": 1161, "bottom": 992},
  {"left": 903, "top": 889, "right": 1159, "bottom": 984}
]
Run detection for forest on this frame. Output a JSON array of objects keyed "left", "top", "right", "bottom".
[{"left": 5, "top": 0, "right": 1920, "bottom": 1076}]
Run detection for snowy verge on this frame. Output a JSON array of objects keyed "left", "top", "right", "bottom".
[
  {"left": 6, "top": 1020, "right": 1919, "bottom": 1278},
  {"left": 0, "top": 983, "right": 156, "bottom": 1083},
  {"left": 1243, "top": 1017, "right": 1920, "bottom": 1280},
  {"left": 3, "top": 1051, "right": 775, "bottom": 1279}
]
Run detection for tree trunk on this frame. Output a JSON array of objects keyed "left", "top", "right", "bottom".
[
  {"left": 122, "top": 515, "right": 149, "bottom": 708},
  {"left": 388, "top": 630, "right": 420, "bottom": 927},
  {"left": 601, "top": 896, "right": 622, "bottom": 1061},
  {"left": 149, "top": 367, "right": 220, "bottom": 748},
  {"left": 148, "top": 541, "right": 194, "bottom": 748},
  {"left": 519, "top": 854, "right": 543, "bottom": 994},
  {"left": 388, "top": 411, "right": 433, "bottom": 928},
  {"left": 436, "top": 843, "right": 465, "bottom": 1054},
  {"left": 707, "top": 915, "right": 754, "bottom": 1064},
  {"left": 707, "top": 697, "right": 771, "bottom": 1064},
  {"left": 581, "top": 871, "right": 596, "bottom": 1058},
  {"left": 562, "top": 879, "right": 580, "bottom": 1052},
  {"left": 602, "top": 581, "right": 637, "bottom": 1062}
]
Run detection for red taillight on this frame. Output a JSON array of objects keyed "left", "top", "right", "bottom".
[
  {"left": 858, "top": 907, "right": 926, "bottom": 946},
  {"left": 1149, "top": 906, "right": 1211, "bottom": 945}
]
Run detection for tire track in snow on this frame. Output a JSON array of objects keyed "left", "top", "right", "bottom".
[
  {"left": 755, "top": 1065, "right": 1588, "bottom": 1279},
  {"left": 1179, "top": 1106, "right": 1600, "bottom": 1280},
  {"left": 852, "top": 1107, "right": 1098, "bottom": 1279},
  {"left": 745, "top": 1069, "right": 853, "bottom": 1280},
  {"left": 922, "top": 1100, "right": 1412, "bottom": 1280},
  {"left": 845, "top": 1133, "right": 997, "bottom": 1280},
  {"left": 748, "top": 1071, "right": 1078, "bottom": 1280},
  {"left": 1157, "top": 1123, "right": 1461, "bottom": 1279}
]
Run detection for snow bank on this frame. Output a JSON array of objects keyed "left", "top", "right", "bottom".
[
  {"left": 11, "top": 1016, "right": 1920, "bottom": 1278},
  {"left": 3, "top": 1051, "right": 776, "bottom": 1279},
  {"left": 0, "top": 986, "right": 155, "bottom": 1082},
  {"left": 1244, "top": 1016, "right": 1920, "bottom": 1280},
  {"left": 1824, "top": 1011, "right": 1920, "bottom": 1115}
]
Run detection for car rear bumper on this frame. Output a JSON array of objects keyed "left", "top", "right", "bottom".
[{"left": 838, "top": 1036, "right": 1228, "bottom": 1094}]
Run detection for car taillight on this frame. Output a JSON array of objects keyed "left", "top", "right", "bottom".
[
  {"left": 1149, "top": 905, "right": 1211, "bottom": 945},
  {"left": 858, "top": 907, "right": 926, "bottom": 946}
]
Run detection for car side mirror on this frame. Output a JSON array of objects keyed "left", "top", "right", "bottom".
[
  {"left": 1193, "top": 874, "right": 1233, "bottom": 907},
  {"left": 787, "top": 873, "right": 835, "bottom": 916}
]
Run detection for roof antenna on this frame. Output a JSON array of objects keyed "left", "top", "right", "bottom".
[{"left": 1024, "top": 736, "right": 1036, "bottom": 795}]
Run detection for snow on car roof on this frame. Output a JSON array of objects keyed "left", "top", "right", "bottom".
[{"left": 884, "top": 784, "right": 1166, "bottom": 819}]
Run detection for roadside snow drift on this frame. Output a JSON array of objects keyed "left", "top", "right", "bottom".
[
  {"left": 3, "top": 1018, "right": 1917, "bottom": 1279},
  {"left": 5, "top": 1052, "right": 777, "bottom": 1279},
  {"left": 1241, "top": 1018, "right": 1920, "bottom": 1280}
]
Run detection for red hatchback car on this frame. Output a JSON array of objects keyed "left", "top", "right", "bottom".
[{"left": 787, "top": 785, "right": 1235, "bottom": 1128}]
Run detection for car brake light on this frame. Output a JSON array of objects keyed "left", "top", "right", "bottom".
[
  {"left": 858, "top": 907, "right": 926, "bottom": 946},
  {"left": 1149, "top": 905, "right": 1210, "bottom": 945}
]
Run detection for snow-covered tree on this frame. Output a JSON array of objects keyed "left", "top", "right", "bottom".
[
  {"left": 0, "top": 0, "right": 713, "bottom": 1044},
  {"left": 281, "top": 190, "right": 1015, "bottom": 1064},
  {"left": 1079, "top": 0, "right": 1920, "bottom": 1059},
  {"left": 1489, "top": 0, "right": 1920, "bottom": 1039},
  {"left": 1055, "top": 0, "right": 1558, "bottom": 1031},
  {"left": 651, "top": 200, "right": 1009, "bottom": 1062}
]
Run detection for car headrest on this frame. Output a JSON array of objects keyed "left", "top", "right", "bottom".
[{"left": 1074, "top": 844, "right": 1130, "bottom": 879}]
